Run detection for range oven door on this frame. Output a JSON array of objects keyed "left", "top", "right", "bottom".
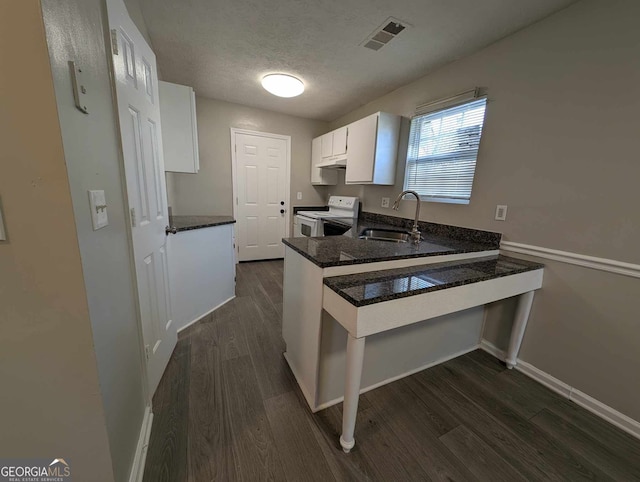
[
  {"left": 294, "top": 215, "right": 320, "bottom": 238},
  {"left": 322, "top": 218, "right": 353, "bottom": 236}
]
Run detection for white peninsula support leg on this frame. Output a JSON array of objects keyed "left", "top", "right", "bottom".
[
  {"left": 506, "top": 290, "right": 535, "bottom": 369},
  {"left": 340, "top": 334, "right": 366, "bottom": 453}
]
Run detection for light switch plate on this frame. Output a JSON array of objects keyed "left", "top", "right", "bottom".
[
  {"left": 89, "top": 190, "right": 108, "bottom": 230},
  {"left": 495, "top": 204, "right": 508, "bottom": 221},
  {"left": 297, "top": 192, "right": 303, "bottom": 200},
  {"left": 0, "top": 203, "right": 6, "bottom": 241}
]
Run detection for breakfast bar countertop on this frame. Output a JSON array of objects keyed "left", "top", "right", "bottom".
[{"left": 323, "top": 255, "right": 544, "bottom": 306}]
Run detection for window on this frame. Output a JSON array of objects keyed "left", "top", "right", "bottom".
[{"left": 404, "top": 97, "right": 487, "bottom": 204}]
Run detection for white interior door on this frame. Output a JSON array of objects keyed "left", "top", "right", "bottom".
[
  {"left": 234, "top": 131, "right": 288, "bottom": 261},
  {"left": 106, "top": 0, "right": 176, "bottom": 396}
]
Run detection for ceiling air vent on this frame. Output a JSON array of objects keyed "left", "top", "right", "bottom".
[{"left": 362, "top": 17, "right": 408, "bottom": 51}]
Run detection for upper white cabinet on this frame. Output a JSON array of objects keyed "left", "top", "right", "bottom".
[
  {"left": 345, "top": 112, "right": 401, "bottom": 185},
  {"left": 321, "top": 126, "right": 348, "bottom": 159},
  {"left": 311, "top": 137, "right": 337, "bottom": 185},
  {"left": 159, "top": 81, "right": 200, "bottom": 173}
]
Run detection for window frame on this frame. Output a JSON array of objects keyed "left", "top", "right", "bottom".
[{"left": 403, "top": 93, "right": 488, "bottom": 205}]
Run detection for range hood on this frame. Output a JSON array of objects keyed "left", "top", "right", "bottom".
[{"left": 316, "top": 156, "right": 347, "bottom": 169}]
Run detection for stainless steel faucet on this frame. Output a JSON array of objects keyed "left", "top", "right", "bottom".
[{"left": 392, "top": 190, "right": 422, "bottom": 244}]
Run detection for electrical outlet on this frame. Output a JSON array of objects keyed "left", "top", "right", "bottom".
[
  {"left": 297, "top": 192, "right": 302, "bottom": 200},
  {"left": 381, "top": 197, "right": 390, "bottom": 208},
  {"left": 495, "top": 205, "right": 508, "bottom": 221}
]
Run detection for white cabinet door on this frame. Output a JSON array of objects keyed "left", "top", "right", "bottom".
[
  {"left": 311, "top": 137, "right": 337, "bottom": 185},
  {"left": 346, "top": 112, "right": 400, "bottom": 185},
  {"left": 159, "top": 81, "right": 199, "bottom": 173},
  {"left": 320, "top": 127, "right": 348, "bottom": 159},
  {"left": 345, "top": 113, "right": 378, "bottom": 183},
  {"left": 332, "top": 126, "right": 348, "bottom": 156},
  {"left": 320, "top": 132, "right": 334, "bottom": 158}
]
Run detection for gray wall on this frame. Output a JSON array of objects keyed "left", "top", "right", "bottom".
[
  {"left": 329, "top": 0, "right": 640, "bottom": 421},
  {"left": 123, "top": 0, "right": 153, "bottom": 46},
  {"left": 167, "top": 96, "right": 330, "bottom": 217},
  {"left": 0, "top": 1, "right": 114, "bottom": 479},
  {"left": 41, "top": 0, "right": 147, "bottom": 480}
]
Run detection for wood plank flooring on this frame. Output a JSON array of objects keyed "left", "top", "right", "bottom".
[{"left": 143, "top": 260, "right": 640, "bottom": 482}]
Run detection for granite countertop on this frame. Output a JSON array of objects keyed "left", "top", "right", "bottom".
[
  {"left": 282, "top": 212, "right": 501, "bottom": 268},
  {"left": 324, "top": 255, "right": 544, "bottom": 307},
  {"left": 170, "top": 215, "right": 235, "bottom": 232}
]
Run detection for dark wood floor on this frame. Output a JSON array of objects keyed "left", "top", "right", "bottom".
[{"left": 143, "top": 260, "right": 640, "bottom": 482}]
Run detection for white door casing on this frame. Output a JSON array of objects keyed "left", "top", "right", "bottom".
[
  {"left": 231, "top": 129, "right": 290, "bottom": 261},
  {"left": 106, "top": 0, "right": 177, "bottom": 396}
]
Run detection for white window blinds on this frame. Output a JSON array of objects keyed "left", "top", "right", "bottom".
[{"left": 404, "top": 97, "right": 487, "bottom": 204}]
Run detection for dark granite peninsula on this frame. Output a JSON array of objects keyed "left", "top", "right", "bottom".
[
  {"left": 170, "top": 215, "right": 235, "bottom": 232},
  {"left": 281, "top": 215, "right": 512, "bottom": 413},
  {"left": 282, "top": 212, "right": 500, "bottom": 268}
]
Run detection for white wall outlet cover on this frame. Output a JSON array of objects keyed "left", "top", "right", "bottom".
[
  {"left": 297, "top": 191, "right": 303, "bottom": 200},
  {"left": 495, "top": 204, "right": 508, "bottom": 221},
  {"left": 381, "top": 197, "right": 390, "bottom": 208},
  {"left": 89, "top": 190, "right": 109, "bottom": 230}
]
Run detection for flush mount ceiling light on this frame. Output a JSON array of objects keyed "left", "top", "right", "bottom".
[{"left": 261, "top": 74, "right": 304, "bottom": 98}]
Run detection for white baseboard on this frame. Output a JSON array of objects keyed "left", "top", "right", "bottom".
[
  {"left": 313, "top": 345, "right": 478, "bottom": 413},
  {"left": 128, "top": 405, "right": 153, "bottom": 482},
  {"left": 479, "top": 339, "right": 640, "bottom": 440},
  {"left": 176, "top": 296, "right": 235, "bottom": 333}
]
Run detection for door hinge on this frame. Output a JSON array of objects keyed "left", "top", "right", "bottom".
[
  {"left": 236, "top": 197, "right": 238, "bottom": 205},
  {"left": 144, "top": 344, "right": 150, "bottom": 361},
  {"left": 110, "top": 29, "right": 119, "bottom": 55},
  {"left": 130, "top": 207, "right": 136, "bottom": 227}
]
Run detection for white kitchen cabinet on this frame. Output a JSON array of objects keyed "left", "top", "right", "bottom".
[
  {"left": 320, "top": 126, "right": 348, "bottom": 159},
  {"left": 159, "top": 81, "right": 200, "bottom": 173},
  {"left": 311, "top": 137, "right": 337, "bottom": 185},
  {"left": 168, "top": 224, "right": 235, "bottom": 331},
  {"left": 345, "top": 112, "right": 401, "bottom": 185}
]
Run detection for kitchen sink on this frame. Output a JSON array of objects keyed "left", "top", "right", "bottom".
[{"left": 358, "top": 228, "right": 411, "bottom": 243}]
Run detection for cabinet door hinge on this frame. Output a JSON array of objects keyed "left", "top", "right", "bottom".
[
  {"left": 110, "top": 29, "right": 119, "bottom": 55},
  {"left": 130, "top": 207, "right": 136, "bottom": 227}
]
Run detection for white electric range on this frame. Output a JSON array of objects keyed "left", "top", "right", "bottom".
[{"left": 294, "top": 196, "right": 359, "bottom": 238}]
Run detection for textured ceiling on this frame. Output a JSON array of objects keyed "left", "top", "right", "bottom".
[{"left": 138, "top": 0, "right": 578, "bottom": 121}]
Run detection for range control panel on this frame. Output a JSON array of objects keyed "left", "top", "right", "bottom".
[{"left": 328, "top": 196, "right": 358, "bottom": 208}]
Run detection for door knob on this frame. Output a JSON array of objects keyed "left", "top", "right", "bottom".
[
  {"left": 280, "top": 209, "right": 285, "bottom": 214},
  {"left": 165, "top": 225, "right": 177, "bottom": 235},
  {"left": 280, "top": 201, "right": 285, "bottom": 206}
]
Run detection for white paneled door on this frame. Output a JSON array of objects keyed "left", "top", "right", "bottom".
[
  {"left": 106, "top": 0, "right": 176, "bottom": 396},
  {"left": 233, "top": 131, "right": 289, "bottom": 261}
]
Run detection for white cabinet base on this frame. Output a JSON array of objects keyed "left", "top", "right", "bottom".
[{"left": 169, "top": 224, "right": 235, "bottom": 332}]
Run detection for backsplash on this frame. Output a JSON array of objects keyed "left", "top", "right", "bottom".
[{"left": 359, "top": 211, "right": 502, "bottom": 248}]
